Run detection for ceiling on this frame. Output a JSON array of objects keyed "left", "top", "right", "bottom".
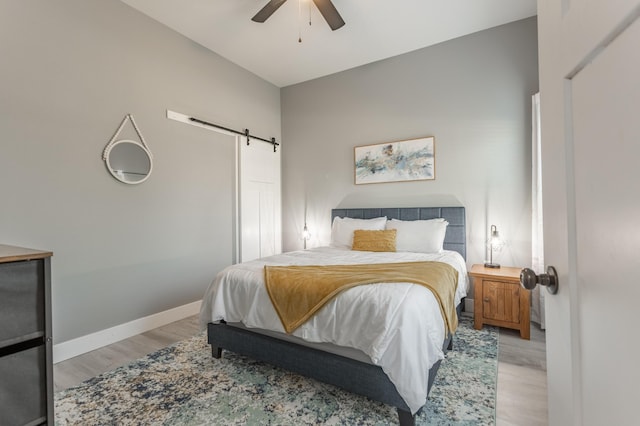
[{"left": 121, "top": 0, "right": 537, "bottom": 88}]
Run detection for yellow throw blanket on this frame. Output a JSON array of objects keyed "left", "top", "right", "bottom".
[{"left": 264, "top": 261, "right": 459, "bottom": 334}]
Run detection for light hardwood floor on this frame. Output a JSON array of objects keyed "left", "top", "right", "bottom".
[
  {"left": 53, "top": 315, "right": 201, "bottom": 392},
  {"left": 54, "top": 315, "right": 548, "bottom": 424},
  {"left": 496, "top": 322, "right": 548, "bottom": 425}
]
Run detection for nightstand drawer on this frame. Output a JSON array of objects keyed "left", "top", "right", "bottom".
[
  {"left": 0, "top": 343, "right": 47, "bottom": 426},
  {"left": 0, "top": 260, "right": 46, "bottom": 347}
]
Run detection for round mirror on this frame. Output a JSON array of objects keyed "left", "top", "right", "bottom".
[{"left": 105, "top": 140, "right": 153, "bottom": 184}]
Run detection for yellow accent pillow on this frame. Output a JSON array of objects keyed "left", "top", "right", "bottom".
[{"left": 351, "top": 229, "right": 397, "bottom": 252}]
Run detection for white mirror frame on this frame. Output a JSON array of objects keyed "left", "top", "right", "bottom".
[
  {"left": 103, "top": 114, "right": 153, "bottom": 185},
  {"left": 104, "top": 139, "right": 153, "bottom": 185}
]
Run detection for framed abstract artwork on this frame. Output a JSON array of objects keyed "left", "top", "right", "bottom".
[{"left": 354, "top": 136, "right": 435, "bottom": 184}]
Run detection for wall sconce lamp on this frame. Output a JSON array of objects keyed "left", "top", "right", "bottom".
[
  {"left": 484, "top": 225, "right": 502, "bottom": 269},
  {"left": 302, "top": 223, "right": 310, "bottom": 249}
]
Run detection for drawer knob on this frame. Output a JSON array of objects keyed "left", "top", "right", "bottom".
[
  {"left": 520, "top": 266, "right": 559, "bottom": 294},
  {"left": 483, "top": 297, "right": 490, "bottom": 302}
]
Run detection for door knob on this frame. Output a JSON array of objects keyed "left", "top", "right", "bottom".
[{"left": 520, "top": 266, "right": 559, "bottom": 294}]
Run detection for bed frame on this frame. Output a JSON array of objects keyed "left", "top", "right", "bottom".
[{"left": 207, "top": 206, "right": 466, "bottom": 426}]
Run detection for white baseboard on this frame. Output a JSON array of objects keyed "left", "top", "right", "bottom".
[{"left": 53, "top": 300, "right": 202, "bottom": 364}]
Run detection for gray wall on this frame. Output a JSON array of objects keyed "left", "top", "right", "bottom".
[
  {"left": 0, "top": 1, "right": 280, "bottom": 343},
  {"left": 281, "top": 18, "right": 538, "bottom": 270}
]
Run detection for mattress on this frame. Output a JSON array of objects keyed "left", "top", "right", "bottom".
[{"left": 199, "top": 246, "right": 468, "bottom": 413}]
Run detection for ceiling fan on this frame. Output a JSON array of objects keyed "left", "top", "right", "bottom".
[{"left": 252, "top": 0, "right": 345, "bottom": 31}]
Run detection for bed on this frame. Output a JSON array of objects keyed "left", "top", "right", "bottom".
[{"left": 200, "top": 207, "right": 467, "bottom": 426}]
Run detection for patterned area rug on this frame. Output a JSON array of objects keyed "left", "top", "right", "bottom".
[{"left": 55, "top": 316, "right": 497, "bottom": 425}]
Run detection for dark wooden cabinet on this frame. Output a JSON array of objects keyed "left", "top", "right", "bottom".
[
  {"left": 470, "top": 264, "right": 530, "bottom": 340},
  {"left": 0, "top": 245, "right": 53, "bottom": 425}
]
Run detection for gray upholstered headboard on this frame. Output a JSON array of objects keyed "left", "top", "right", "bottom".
[{"left": 331, "top": 207, "right": 466, "bottom": 260}]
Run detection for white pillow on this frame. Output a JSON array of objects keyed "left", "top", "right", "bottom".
[
  {"left": 385, "top": 218, "right": 448, "bottom": 253},
  {"left": 330, "top": 216, "right": 387, "bottom": 249}
]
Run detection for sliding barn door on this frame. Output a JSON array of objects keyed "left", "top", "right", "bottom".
[{"left": 239, "top": 136, "right": 281, "bottom": 262}]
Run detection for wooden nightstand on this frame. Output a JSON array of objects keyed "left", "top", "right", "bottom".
[{"left": 469, "top": 264, "right": 531, "bottom": 339}]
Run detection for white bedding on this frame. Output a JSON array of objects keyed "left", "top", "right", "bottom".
[{"left": 199, "top": 247, "right": 468, "bottom": 414}]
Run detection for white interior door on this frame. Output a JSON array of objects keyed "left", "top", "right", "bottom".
[
  {"left": 538, "top": 1, "right": 640, "bottom": 424},
  {"left": 239, "top": 136, "right": 282, "bottom": 262}
]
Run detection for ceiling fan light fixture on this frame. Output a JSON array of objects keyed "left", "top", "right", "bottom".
[{"left": 252, "top": 0, "right": 345, "bottom": 31}]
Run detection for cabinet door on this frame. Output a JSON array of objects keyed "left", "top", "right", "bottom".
[{"left": 482, "top": 280, "right": 520, "bottom": 323}]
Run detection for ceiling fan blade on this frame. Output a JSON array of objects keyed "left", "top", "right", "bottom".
[
  {"left": 252, "top": 0, "right": 289, "bottom": 23},
  {"left": 312, "top": 0, "right": 345, "bottom": 30}
]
